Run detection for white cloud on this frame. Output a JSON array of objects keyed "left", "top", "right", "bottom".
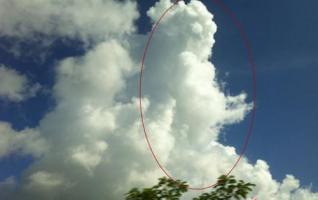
[
  {"left": 0, "top": 65, "right": 40, "bottom": 102},
  {"left": 28, "top": 171, "right": 65, "bottom": 188},
  {"left": 0, "top": 122, "right": 47, "bottom": 158},
  {"left": 0, "top": 0, "right": 317, "bottom": 200},
  {"left": 0, "top": 0, "right": 138, "bottom": 43},
  {"left": 70, "top": 141, "right": 108, "bottom": 172}
]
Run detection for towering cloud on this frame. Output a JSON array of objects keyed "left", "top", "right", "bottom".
[{"left": 0, "top": 0, "right": 317, "bottom": 199}]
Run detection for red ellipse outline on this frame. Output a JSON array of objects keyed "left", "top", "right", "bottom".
[{"left": 138, "top": 0, "right": 257, "bottom": 191}]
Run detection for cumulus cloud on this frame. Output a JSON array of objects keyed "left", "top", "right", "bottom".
[
  {"left": 0, "top": 0, "right": 317, "bottom": 200},
  {"left": 0, "top": 0, "right": 138, "bottom": 42},
  {"left": 0, "top": 65, "right": 40, "bottom": 102},
  {"left": 0, "top": 122, "right": 47, "bottom": 158}
]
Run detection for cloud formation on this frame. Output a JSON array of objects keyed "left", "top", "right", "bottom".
[
  {"left": 0, "top": 122, "right": 47, "bottom": 158},
  {"left": 0, "top": 0, "right": 317, "bottom": 200},
  {"left": 0, "top": 0, "right": 138, "bottom": 42},
  {"left": 0, "top": 65, "right": 40, "bottom": 102}
]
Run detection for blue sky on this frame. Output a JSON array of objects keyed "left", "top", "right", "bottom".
[
  {"left": 0, "top": 0, "right": 318, "bottom": 198},
  {"left": 206, "top": 0, "right": 318, "bottom": 190},
  {"left": 204, "top": 0, "right": 318, "bottom": 191}
]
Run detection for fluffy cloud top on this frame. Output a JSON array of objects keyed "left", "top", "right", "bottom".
[
  {"left": 0, "top": 65, "right": 40, "bottom": 102},
  {"left": 0, "top": 0, "right": 317, "bottom": 200}
]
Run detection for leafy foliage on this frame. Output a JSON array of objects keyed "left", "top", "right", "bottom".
[
  {"left": 125, "top": 175, "right": 255, "bottom": 200},
  {"left": 193, "top": 175, "right": 256, "bottom": 200},
  {"left": 125, "top": 177, "right": 188, "bottom": 200}
]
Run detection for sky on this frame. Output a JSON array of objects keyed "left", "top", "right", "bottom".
[{"left": 0, "top": 0, "right": 317, "bottom": 199}]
